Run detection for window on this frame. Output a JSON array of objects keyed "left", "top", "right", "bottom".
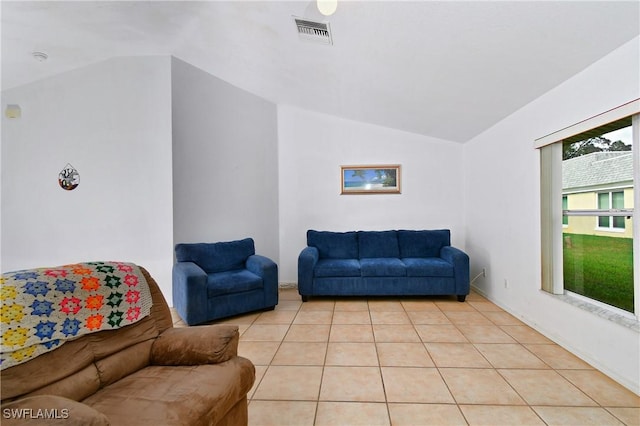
[
  {"left": 537, "top": 100, "right": 639, "bottom": 318},
  {"left": 597, "top": 191, "right": 625, "bottom": 230}
]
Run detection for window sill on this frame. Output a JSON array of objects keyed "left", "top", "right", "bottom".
[
  {"left": 548, "top": 291, "right": 639, "bottom": 332},
  {"left": 594, "top": 227, "right": 626, "bottom": 233}
]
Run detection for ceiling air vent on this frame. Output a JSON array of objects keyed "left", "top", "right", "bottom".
[{"left": 294, "top": 17, "right": 333, "bottom": 45}]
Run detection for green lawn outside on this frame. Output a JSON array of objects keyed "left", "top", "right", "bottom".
[{"left": 563, "top": 233, "right": 634, "bottom": 313}]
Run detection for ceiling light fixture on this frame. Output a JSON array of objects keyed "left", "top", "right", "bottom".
[
  {"left": 32, "top": 51, "right": 48, "bottom": 62},
  {"left": 317, "top": 0, "right": 337, "bottom": 16}
]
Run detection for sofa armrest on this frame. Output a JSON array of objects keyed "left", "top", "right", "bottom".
[
  {"left": 440, "top": 246, "right": 470, "bottom": 296},
  {"left": 172, "top": 261, "right": 208, "bottom": 325},
  {"left": 298, "top": 246, "right": 319, "bottom": 296},
  {"left": 151, "top": 325, "right": 239, "bottom": 366},
  {"left": 1, "top": 395, "right": 109, "bottom": 425},
  {"left": 246, "top": 254, "right": 279, "bottom": 308}
]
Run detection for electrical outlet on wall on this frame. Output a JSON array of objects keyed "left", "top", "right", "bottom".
[{"left": 504, "top": 279, "right": 509, "bottom": 288}]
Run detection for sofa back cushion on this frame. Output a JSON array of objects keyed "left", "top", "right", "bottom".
[
  {"left": 397, "top": 230, "right": 451, "bottom": 258},
  {"left": 1, "top": 268, "right": 172, "bottom": 403},
  {"left": 358, "top": 231, "right": 400, "bottom": 258},
  {"left": 307, "top": 230, "right": 359, "bottom": 259},
  {"left": 175, "top": 238, "right": 255, "bottom": 273}
]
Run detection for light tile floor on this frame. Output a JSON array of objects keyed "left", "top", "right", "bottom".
[{"left": 171, "top": 289, "right": 640, "bottom": 426}]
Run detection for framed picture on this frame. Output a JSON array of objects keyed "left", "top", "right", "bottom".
[{"left": 341, "top": 164, "right": 401, "bottom": 194}]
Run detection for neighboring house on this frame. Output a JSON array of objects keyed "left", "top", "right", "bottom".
[{"left": 562, "top": 151, "right": 633, "bottom": 238}]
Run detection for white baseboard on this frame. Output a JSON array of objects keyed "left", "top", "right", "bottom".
[
  {"left": 470, "top": 284, "right": 640, "bottom": 396},
  {"left": 279, "top": 282, "right": 297, "bottom": 289}
]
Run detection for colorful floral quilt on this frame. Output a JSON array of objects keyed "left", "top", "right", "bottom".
[{"left": 0, "top": 261, "right": 153, "bottom": 370}]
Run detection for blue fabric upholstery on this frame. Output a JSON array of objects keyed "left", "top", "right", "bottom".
[
  {"left": 298, "top": 229, "right": 469, "bottom": 302},
  {"left": 397, "top": 230, "right": 450, "bottom": 258},
  {"left": 402, "top": 258, "right": 454, "bottom": 277},
  {"left": 173, "top": 238, "right": 278, "bottom": 325},
  {"left": 207, "top": 270, "right": 263, "bottom": 297},
  {"left": 307, "top": 230, "right": 359, "bottom": 259},
  {"left": 360, "top": 258, "right": 406, "bottom": 277},
  {"left": 314, "top": 259, "right": 361, "bottom": 277},
  {"left": 358, "top": 231, "right": 400, "bottom": 258},
  {"left": 441, "top": 245, "right": 470, "bottom": 297},
  {"left": 175, "top": 238, "right": 255, "bottom": 273}
]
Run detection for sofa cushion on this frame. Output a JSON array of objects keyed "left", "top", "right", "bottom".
[
  {"left": 360, "top": 258, "right": 406, "bottom": 277},
  {"left": 358, "top": 231, "right": 400, "bottom": 258},
  {"left": 96, "top": 341, "right": 154, "bottom": 390},
  {"left": 207, "top": 270, "right": 263, "bottom": 297},
  {"left": 151, "top": 325, "right": 239, "bottom": 366},
  {"left": 81, "top": 358, "right": 255, "bottom": 426},
  {"left": 402, "top": 258, "right": 454, "bottom": 277},
  {"left": 307, "top": 230, "right": 359, "bottom": 259},
  {"left": 397, "top": 230, "right": 451, "bottom": 258},
  {"left": 314, "top": 259, "right": 361, "bottom": 278},
  {"left": 175, "top": 238, "right": 255, "bottom": 274}
]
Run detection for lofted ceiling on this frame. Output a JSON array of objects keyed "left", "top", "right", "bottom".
[{"left": 2, "top": 1, "right": 639, "bottom": 143}]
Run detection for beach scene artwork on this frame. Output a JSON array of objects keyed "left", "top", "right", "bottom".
[{"left": 341, "top": 165, "right": 401, "bottom": 194}]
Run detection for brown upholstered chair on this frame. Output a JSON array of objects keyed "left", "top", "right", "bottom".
[{"left": 1, "top": 266, "right": 255, "bottom": 426}]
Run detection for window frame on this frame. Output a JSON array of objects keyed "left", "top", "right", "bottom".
[
  {"left": 537, "top": 99, "right": 640, "bottom": 319},
  {"left": 596, "top": 191, "right": 626, "bottom": 231}
]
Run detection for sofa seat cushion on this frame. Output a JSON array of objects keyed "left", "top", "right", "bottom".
[
  {"left": 360, "top": 258, "right": 406, "bottom": 277},
  {"left": 82, "top": 358, "right": 255, "bottom": 426},
  {"left": 207, "top": 270, "right": 263, "bottom": 297},
  {"left": 402, "top": 258, "right": 454, "bottom": 277},
  {"left": 314, "top": 259, "right": 361, "bottom": 278}
]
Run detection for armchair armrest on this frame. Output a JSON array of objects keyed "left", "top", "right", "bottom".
[
  {"left": 172, "top": 261, "right": 208, "bottom": 325},
  {"left": 440, "top": 246, "right": 470, "bottom": 296},
  {"left": 246, "top": 254, "right": 278, "bottom": 308},
  {"left": 246, "top": 255, "right": 277, "bottom": 280},
  {"left": 298, "top": 246, "right": 319, "bottom": 296},
  {"left": 151, "top": 325, "right": 239, "bottom": 366},
  {"left": 1, "top": 395, "right": 109, "bottom": 425}
]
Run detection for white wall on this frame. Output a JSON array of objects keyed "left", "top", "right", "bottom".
[
  {"left": 464, "top": 37, "right": 640, "bottom": 394},
  {"left": 171, "top": 58, "right": 279, "bottom": 263},
  {"left": 1, "top": 56, "right": 174, "bottom": 298},
  {"left": 278, "top": 105, "right": 465, "bottom": 282}
]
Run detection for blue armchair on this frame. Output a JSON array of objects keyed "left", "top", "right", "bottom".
[{"left": 173, "top": 238, "right": 278, "bottom": 325}]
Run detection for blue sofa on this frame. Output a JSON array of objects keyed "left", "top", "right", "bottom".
[
  {"left": 173, "top": 238, "right": 278, "bottom": 325},
  {"left": 298, "top": 230, "right": 469, "bottom": 302}
]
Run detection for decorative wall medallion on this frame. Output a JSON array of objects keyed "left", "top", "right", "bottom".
[{"left": 58, "top": 163, "right": 80, "bottom": 191}]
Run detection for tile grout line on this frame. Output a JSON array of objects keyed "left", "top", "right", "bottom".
[
  {"left": 430, "top": 300, "right": 474, "bottom": 425},
  {"left": 372, "top": 300, "right": 393, "bottom": 426},
  {"left": 313, "top": 300, "right": 335, "bottom": 425},
  {"left": 452, "top": 300, "right": 552, "bottom": 422},
  {"left": 247, "top": 298, "right": 299, "bottom": 405}
]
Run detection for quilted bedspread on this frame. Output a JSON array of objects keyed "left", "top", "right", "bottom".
[{"left": 0, "top": 261, "right": 153, "bottom": 370}]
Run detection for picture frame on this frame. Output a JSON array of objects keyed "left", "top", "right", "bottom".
[{"left": 340, "top": 164, "right": 401, "bottom": 194}]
